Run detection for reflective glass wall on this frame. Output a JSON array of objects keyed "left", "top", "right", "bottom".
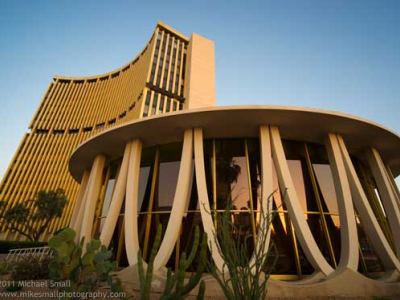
[{"left": 94, "top": 137, "right": 395, "bottom": 279}]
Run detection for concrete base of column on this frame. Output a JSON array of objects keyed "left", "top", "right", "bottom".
[{"left": 115, "top": 265, "right": 400, "bottom": 298}]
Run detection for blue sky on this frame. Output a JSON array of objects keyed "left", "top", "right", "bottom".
[{"left": 0, "top": 0, "right": 399, "bottom": 180}]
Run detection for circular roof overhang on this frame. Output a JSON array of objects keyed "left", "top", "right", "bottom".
[{"left": 69, "top": 106, "right": 400, "bottom": 182}]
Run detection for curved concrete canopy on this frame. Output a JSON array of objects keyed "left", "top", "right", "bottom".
[{"left": 69, "top": 105, "right": 400, "bottom": 182}]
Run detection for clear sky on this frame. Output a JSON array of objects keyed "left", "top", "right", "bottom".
[{"left": 0, "top": 0, "right": 399, "bottom": 181}]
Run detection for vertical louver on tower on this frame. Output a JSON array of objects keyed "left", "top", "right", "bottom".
[{"left": 0, "top": 22, "right": 215, "bottom": 241}]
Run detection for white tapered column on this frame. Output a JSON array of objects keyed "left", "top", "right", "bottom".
[
  {"left": 124, "top": 140, "right": 142, "bottom": 266},
  {"left": 270, "top": 126, "right": 334, "bottom": 276},
  {"left": 70, "top": 170, "right": 90, "bottom": 229},
  {"left": 337, "top": 136, "right": 400, "bottom": 271},
  {"left": 325, "top": 133, "right": 359, "bottom": 270},
  {"left": 80, "top": 155, "right": 106, "bottom": 243},
  {"left": 194, "top": 128, "right": 225, "bottom": 272},
  {"left": 250, "top": 126, "right": 273, "bottom": 266},
  {"left": 100, "top": 141, "right": 132, "bottom": 247},
  {"left": 367, "top": 148, "right": 400, "bottom": 257},
  {"left": 385, "top": 165, "right": 400, "bottom": 212},
  {"left": 153, "top": 129, "right": 193, "bottom": 271}
]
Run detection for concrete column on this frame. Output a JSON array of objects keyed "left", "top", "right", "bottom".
[
  {"left": 74, "top": 171, "right": 93, "bottom": 239},
  {"left": 385, "top": 165, "right": 400, "bottom": 212},
  {"left": 70, "top": 170, "right": 90, "bottom": 229},
  {"left": 125, "top": 140, "right": 143, "bottom": 266},
  {"left": 337, "top": 136, "right": 400, "bottom": 272},
  {"left": 193, "top": 127, "right": 225, "bottom": 272},
  {"left": 153, "top": 129, "right": 193, "bottom": 271},
  {"left": 100, "top": 141, "right": 132, "bottom": 248},
  {"left": 270, "top": 126, "right": 334, "bottom": 276},
  {"left": 80, "top": 155, "right": 106, "bottom": 243},
  {"left": 367, "top": 148, "right": 400, "bottom": 257},
  {"left": 325, "top": 133, "right": 359, "bottom": 271},
  {"left": 249, "top": 126, "right": 273, "bottom": 267}
]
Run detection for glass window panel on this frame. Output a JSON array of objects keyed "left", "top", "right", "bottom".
[
  {"left": 184, "top": 160, "right": 196, "bottom": 214},
  {"left": 158, "top": 96, "right": 165, "bottom": 114},
  {"left": 374, "top": 189, "right": 387, "bottom": 217},
  {"left": 138, "top": 167, "right": 150, "bottom": 212},
  {"left": 174, "top": 45, "right": 182, "bottom": 92},
  {"left": 143, "top": 106, "right": 149, "bottom": 117},
  {"left": 230, "top": 211, "right": 254, "bottom": 263},
  {"left": 145, "top": 90, "right": 151, "bottom": 105},
  {"left": 215, "top": 139, "right": 250, "bottom": 210},
  {"left": 356, "top": 216, "right": 384, "bottom": 274},
  {"left": 313, "top": 164, "right": 339, "bottom": 213},
  {"left": 326, "top": 214, "right": 341, "bottom": 263},
  {"left": 272, "top": 161, "right": 284, "bottom": 211},
  {"left": 143, "top": 91, "right": 151, "bottom": 117},
  {"left": 99, "top": 179, "right": 115, "bottom": 231},
  {"left": 247, "top": 139, "right": 262, "bottom": 220},
  {"left": 156, "top": 35, "right": 168, "bottom": 86},
  {"left": 109, "top": 215, "right": 127, "bottom": 266},
  {"left": 305, "top": 213, "right": 335, "bottom": 267},
  {"left": 287, "top": 160, "right": 307, "bottom": 212},
  {"left": 271, "top": 161, "right": 289, "bottom": 234},
  {"left": 264, "top": 212, "right": 298, "bottom": 275},
  {"left": 137, "top": 147, "right": 156, "bottom": 248},
  {"left": 177, "top": 212, "right": 205, "bottom": 271},
  {"left": 203, "top": 140, "right": 214, "bottom": 207},
  {"left": 294, "top": 233, "right": 314, "bottom": 275},
  {"left": 230, "top": 157, "right": 250, "bottom": 210},
  {"left": 101, "top": 179, "right": 115, "bottom": 217},
  {"left": 156, "top": 142, "right": 183, "bottom": 210},
  {"left": 151, "top": 94, "right": 158, "bottom": 116},
  {"left": 146, "top": 211, "right": 171, "bottom": 262},
  {"left": 354, "top": 160, "right": 394, "bottom": 246},
  {"left": 166, "top": 98, "right": 171, "bottom": 112},
  {"left": 157, "top": 161, "right": 180, "bottom": 209}
]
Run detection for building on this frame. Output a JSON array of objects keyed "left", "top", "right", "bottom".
[
  {"left": 0, "top": 22, "right": 213, "bottom": 241},
  {"left": 2, "top": 22, "right": 400, "bottom": 296}
]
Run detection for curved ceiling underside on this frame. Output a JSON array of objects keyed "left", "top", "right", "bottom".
[{"left": 69, "top": 105, "right": 400, "bottom": 182}]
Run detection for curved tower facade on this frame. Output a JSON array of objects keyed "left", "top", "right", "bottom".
[{"left": 0, "top": 22, "right": 215, "bottom": 240}]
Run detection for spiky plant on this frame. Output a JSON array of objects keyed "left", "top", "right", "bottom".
[
  {"left": 203, "top": 191, "right": 279, "bottom": 300},
  {"left": 137, "top": 224, "right": 207, "bottom": 300}
]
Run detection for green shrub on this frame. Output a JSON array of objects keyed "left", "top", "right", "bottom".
[
  {"left": 10, "top": 254, "right": 52, "bottom": 281},
  {"left": 0, "top": 241, "right": 47, "bottom": 253},
  {"left": 48, "top": 228, "right": 126, "bottom": 299}
]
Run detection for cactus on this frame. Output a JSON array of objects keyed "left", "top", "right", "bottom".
[
  {"left": 48, "top": 228, "right": 125, "bottom": 299},
  {"left": 138, "top": 224, "right": 207, "bottom": 300},
  {"left": 202, "top": 191, "right": 280, "bottom": 300}
]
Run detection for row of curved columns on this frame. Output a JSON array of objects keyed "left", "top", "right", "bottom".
[{"left": 69, "top": 126, "right": 400, "bottom": 282}]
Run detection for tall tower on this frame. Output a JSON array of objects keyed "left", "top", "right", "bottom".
[{"left": 0, "top": 22, "right": 215, "bottom": 241}]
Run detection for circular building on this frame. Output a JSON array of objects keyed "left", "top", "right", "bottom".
[{"left": 68, "top": 106, "right": 400, "bottom": 296}]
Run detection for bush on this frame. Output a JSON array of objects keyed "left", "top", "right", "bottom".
[
  {"left": 0, "top": 241, "right": 47, "bottom": 253},
  {"left": 10, "top": 254, "right": 52, "bottom": 281},
  {"left": 48, "top": 228, "right": 126, "bottom": 299}
]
